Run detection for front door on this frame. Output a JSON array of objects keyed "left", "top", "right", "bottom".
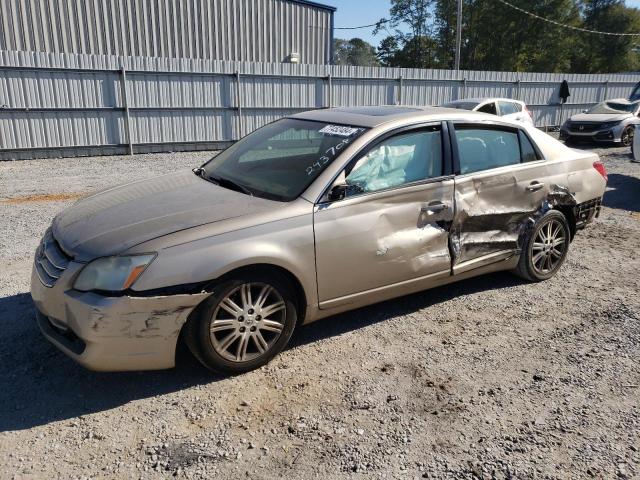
[
  {"left": 450, "top": 123, "right": 550, "bottom": 270},
  {"left": 314, "top": 124, "right": 454, "bottom": 305}
]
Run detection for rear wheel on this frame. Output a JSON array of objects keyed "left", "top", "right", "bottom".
[
  {"left": 514, "top": 210, "right": 570, "bottom": 282},
  {"left": 185, "top": 272, "right": 297, "bottom": 374}
]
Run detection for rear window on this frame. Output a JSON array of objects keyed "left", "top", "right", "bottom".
[{"left": 499, "top": 101, "right": 521, "bottom": 115}]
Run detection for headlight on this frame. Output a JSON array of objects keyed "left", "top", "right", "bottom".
[
  {"left": 599, "top": 121, "right": 620, "bottom": 129},
  {"left": 74, "top": 254, "right": 156, "bottom": 292}
]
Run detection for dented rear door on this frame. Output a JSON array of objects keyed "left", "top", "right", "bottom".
[{"left": 450, "top": 123, "right": 550, "bottom": 272}]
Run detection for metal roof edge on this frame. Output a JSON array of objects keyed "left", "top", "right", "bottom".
[{"left": 285, "top": 0, "right": 336, "bottom": 12}]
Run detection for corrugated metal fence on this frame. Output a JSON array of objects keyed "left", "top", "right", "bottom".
[{"left": 1, "top": 50, "right": 639, "bottom": 160}]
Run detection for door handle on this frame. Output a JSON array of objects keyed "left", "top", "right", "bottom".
[
  {"left": 526, "top": 181, "right": 545, "bottom": 192},
  {"left": 421, "top": 202, "right": 448, "bottom": 214}
]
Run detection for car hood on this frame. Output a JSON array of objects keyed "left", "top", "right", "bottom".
[
  {"left": 52, "top": 170, "right": 281, "bottom": 261},
  {"left": 568, "top": 113, "right": 631, "bottom": 123}
]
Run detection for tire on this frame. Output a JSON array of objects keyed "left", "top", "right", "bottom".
[
  {"left": 513, "top": 210, "right": 570, "bottom": 282},
  {"left": 184, "top": 271, "right": 297, "bottom": 374},
  {"left": 621, "top": 126, "right": 634, "bottom": 147}
]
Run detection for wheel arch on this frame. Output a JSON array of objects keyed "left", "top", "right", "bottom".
[
  {"left": 183, "top": 262, "right": 309, "bottom": 331},
  {"left": 553, "top": 205, "right": 577, "bottom": 240}
]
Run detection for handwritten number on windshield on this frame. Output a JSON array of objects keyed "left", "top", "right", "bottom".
[{"left": 306, "top": 136, "right": 355, "bottom": 176}]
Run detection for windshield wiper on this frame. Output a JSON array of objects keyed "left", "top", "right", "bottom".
[
  {"left": 207, "top": 173, "right": 254, "bottom": 196},
  {"left": 193, "top": 167, "right": 254, "bottom": 196}
]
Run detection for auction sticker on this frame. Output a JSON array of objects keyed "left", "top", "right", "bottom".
[{"left": 319, "top": 125, "right": 360, "bottom": 137}]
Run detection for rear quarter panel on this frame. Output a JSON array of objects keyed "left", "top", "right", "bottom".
[{"left": 528, "top": 127, "right": 607, "bottom": 203}]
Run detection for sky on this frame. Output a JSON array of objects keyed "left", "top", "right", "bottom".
[
  {"left": 323, "top": 0, "right": 395, "bottom": 46},
  {"left": 325, "top": 0, "right": 640, "bottom": 48}
]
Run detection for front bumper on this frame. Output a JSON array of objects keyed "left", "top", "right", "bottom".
[
  {"left": 30, "top": 261, "right": 208, "bottom": 371},
  {"left": 560, "top": 125, "right": 624, "bottom": 143}
]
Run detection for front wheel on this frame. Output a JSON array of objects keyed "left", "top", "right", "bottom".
[
  {"left": 184, "top": 272, "right": 297, "bottom": 374},
  {"left": 621, "top": 126, "right": 634, "bottom": 147},
  {"left": 513, "top": 210, "right": 570, "bottom": 282}
]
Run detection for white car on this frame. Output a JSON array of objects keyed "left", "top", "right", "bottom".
[{"left": 442, "top": 98, "right": 535, "bottom": 125}]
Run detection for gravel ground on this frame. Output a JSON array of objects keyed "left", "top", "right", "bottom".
[{"left": 0, "top": 144, "right": 639, "bottom": 479}]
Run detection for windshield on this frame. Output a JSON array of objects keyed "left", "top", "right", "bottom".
[
  {"left": 630, "top": 83, "right": 640, "bottom": 101},
  {"left": 442, "top": 101, "right": 479, "bottom": 110},
  {"left": 588, "top": 101, "right": 639, "bottom": 114},
  {"left": 201, "top": 119, "right": 367, "bottom": 201}
]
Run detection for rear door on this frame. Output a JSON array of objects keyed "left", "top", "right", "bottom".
[
  {"left": 450, "top": 123, "right": 549, "bottom": 273},
  {"left": 313, "top": 123, "right": 454, "bottom": 306}
]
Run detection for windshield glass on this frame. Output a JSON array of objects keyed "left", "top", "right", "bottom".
[
  {"left": 588, "top": 101, "right": 639, "bottom": 114},
  {"left": 202, "top": 119, "right": 367, "bottom": 201},
  {"left": 442, "top": 101, "right": 479, "bottom": 110},
  {"left": 630, "top": 83, "right": 640, "bottom": 101}
]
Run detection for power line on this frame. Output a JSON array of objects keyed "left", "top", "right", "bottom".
[
  {"left": 496, "top": 0, "right": 640, "bottom": 36},
  {"left": 335, "top": 2, "right": 640, "bottom": 36},
  {"left": 335, "top": 19, "right": 389, "bottom": 30}
]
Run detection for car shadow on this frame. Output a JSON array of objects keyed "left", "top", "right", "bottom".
[
  {"left": 0, "top": 271, "right": 523, "bottom": 432},
  {"left": 291, "top": 271, "right": 522, "bottom": 349},
  {"left": 602, "top": 173, "right": 640, "bottom": 213},
  {"left": 0, "top": 293, "right": 219, "bottom": 432}
]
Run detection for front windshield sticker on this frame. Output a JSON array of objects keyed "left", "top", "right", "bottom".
[
  {"left": 319, "top": 125, "right": 361, "bottom": 137},
  {"left": 305, "top": 134, "right": 360, "bottom": 176}
]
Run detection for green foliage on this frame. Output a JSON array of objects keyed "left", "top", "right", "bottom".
[
  {"left": 333, "top": 38, "right": 380, "bottom": 67},
  {"left": 366, "top": 0, "right": 640, "bottom": 73}
]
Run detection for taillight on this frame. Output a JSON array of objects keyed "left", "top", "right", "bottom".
[{"left": 593, "top": 161, "right": 607, "bottom": 181}]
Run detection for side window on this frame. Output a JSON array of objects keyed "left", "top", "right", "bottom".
[
  {"left": 477, "top": 102, "right": 497, "bottom": 115},
  {"left": 519, "top": 130, "right": 539, "bottom": 162},
  {"left": 455, "top": 127, "right": 520, "bottom": 174},
  {"left": 498, "top": 101, "right": 518, "bottom": 116},
  {"left": 345, "top": 127, "right": 443, "bottom": 195}
]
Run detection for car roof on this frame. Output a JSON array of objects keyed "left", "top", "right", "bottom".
[
  {"left": 446, "top": 97, "right": 525, "bottom": 105},
  {"left": 290, "top": 105, "right": 488, "bottom": 128}
]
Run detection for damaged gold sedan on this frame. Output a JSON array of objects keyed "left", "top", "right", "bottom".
[{"left": 31, "top": 106, "right": 607, "bottom": 373}]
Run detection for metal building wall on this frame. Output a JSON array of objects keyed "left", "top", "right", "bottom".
[
  {"left": 0, "top": 0, "right": 334, "bottom": 64},
  {"left": 0, "top": 50, "right": 638, "bottom": 159}
]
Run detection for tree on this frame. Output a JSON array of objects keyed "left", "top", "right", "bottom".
[
  {"left": 374, "top": 0, "right": 438, "bottom": 68},
  {"left": 333, "top": 38, "right": 380, "bottom": 67},
  {"left": 377, "top": 36, "right": 400, "bottom": 66},
  {"left": 365, "top": 0, "right": 640, "bottom": 73},
  {"left": 573, "top": 0, "right": 640, "bottom": 73}
]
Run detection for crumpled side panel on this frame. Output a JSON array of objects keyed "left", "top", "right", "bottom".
[{"left": 451, "top": 170, "right": 576, "bottom": 266}]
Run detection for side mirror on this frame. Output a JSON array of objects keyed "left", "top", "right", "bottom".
[{"left": 328, "top": 184, "right": 348, "bottom": 201}]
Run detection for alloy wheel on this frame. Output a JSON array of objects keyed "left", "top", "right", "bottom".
[
  {"left": 531, "top": 219, "right": 567, "bottom": 275},
  {"left": 209, "top": 282, "right": 286, "bottom": 363},
  {"left": 622, "top": 127, "right": 634, "bottom": 147}
]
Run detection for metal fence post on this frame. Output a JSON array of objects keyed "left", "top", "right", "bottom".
[
  {"left": 515, "top": 79, "right": 521, "bottom": 100},
  {"left": 119, "top": 66, "right": 133, "bottom": 155},
  {"left": 398, "top": 75, "right": 403, "bottom": 105},
  {"left": 602, "top": 80, "right": 609, "bottom": 101},
  {"left": 235, "top": 70, "right": 243, "bottom": 140},
  {"left": 327, "top": 74, "right": 332, "bottom": 108}
]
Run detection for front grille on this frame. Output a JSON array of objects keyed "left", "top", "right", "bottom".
[
  {"left": 568, "top": 122, "right": 600, "bottom": 133},
  {"left": 35, "top": 229, "right": 72, "bottom": 287}
]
